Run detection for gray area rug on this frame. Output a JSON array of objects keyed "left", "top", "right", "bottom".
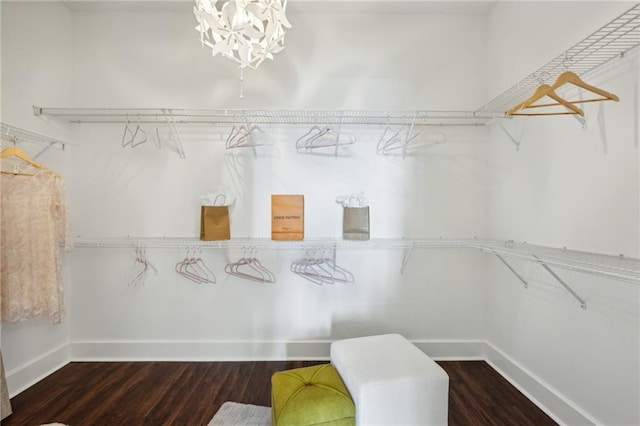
[{"left": 208, "top": 401, "right": 271, "bottom": 426}]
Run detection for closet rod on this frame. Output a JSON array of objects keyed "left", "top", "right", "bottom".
[{"left": 33, "top": 107, "right": 502, "bottom": 127}]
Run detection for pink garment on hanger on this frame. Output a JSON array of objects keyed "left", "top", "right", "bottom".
[{"left": 0, "top": 164, "right": 71, "bottom": 324}]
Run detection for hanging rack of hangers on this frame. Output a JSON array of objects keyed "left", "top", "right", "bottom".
[
  {"left": 478, "top": 4, "right": 639, "bottom": 116},
  {"left": 29, "top": 6, "right": 640, "bottom": 129}
]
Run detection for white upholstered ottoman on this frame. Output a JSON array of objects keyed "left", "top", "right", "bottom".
[{"left": 330, "top": 334, "right": 449, "bottom": 426}]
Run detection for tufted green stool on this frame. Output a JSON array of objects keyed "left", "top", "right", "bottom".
[{"left": 271, "top": 363, "right": 355, "bottom": 426}]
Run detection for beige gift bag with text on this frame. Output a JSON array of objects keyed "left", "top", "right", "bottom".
[{"left": 271, "top": 195, "right": 304, "bottom": 240}]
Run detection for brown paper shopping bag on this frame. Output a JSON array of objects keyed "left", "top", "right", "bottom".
[
  {"left": 343, "top": 206, "right": 370, "bottom": 240},
  {"left": 271, "top": 194, "right": 304, "bottom": 240},
  {"left": 200, "top": 205, "right": 230, "bottom": 241}
]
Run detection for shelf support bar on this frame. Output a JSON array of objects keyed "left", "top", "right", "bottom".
[
  {"left": 572, "top": 113, "right": 587, "bottom": 130},
  {"left": 495, "top": 254, "right": 528, "bottom": 288},
  {"left": 32, "top": 141, "right": 62, "bottom": 160},
  {"left": 400, "top": 243, "right": 416, "bottom": 275},
  {"left": 497, "top": 121, "right": 520, "bottom": 150},
  {"left": 162, "top": 111, "right": 186, "bottom": 159},
  {"left": 334, "top": 111, "right": 344, "bottom": 157},
  {"left": 534, "top": 255, "right": 587, "bottom": 310},
  {"left": 403, "top": 112, "right": 419, "bottom": 159},
  {"left": 243, "top": 110, "right": 258, "bottom": 159}
]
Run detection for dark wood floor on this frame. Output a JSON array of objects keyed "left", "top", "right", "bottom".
[{"left": 4, "top": 361, "right": 557, "bottom": 426}]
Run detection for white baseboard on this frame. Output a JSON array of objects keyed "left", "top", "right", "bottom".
[
  {"left": 70, "top": 340, "right": 332, "bottom": 361},
  {"left": 6, "top": 339, "right": 596, "bottom": 426},
  {"left": 484, "top": 342, "right": 597, "bottom": 426},
  {"left": 6, "top": 343, "right": 69, "bottom": 398},
  {"left": 69, "top": 339, "right": 485, "bottom": 361},
  {"left": 414, "top": 340, "right": 486, "bottom": 360}
]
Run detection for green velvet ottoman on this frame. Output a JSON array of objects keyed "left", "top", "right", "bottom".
[{"left": 271, "top": 363, "right": 355, "bottom": 426}]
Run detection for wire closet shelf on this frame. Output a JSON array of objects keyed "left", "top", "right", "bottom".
[
  {"left": 478, "top": 4, "right": 640, "bottom": 115},
  {"left": 32, "top": 6, "right": 640, "bottom": 125},
  {"left": 71, "top": 237, "right": 640, "bottom": 285},
  {"left": 71, "top": 236, "right": 484, "bottom": 250},
  {"left": 33, "top": 107, "right": 500, "bottom": 127},
  {"left": 473, "top": 241, "right": 640, "bottom": 286},
  {"left": 1, "top": 122, "right": 67, "bottom": 151}
]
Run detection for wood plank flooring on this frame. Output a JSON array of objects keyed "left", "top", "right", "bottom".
[{"left": 4, "top": 361, "right": 557, "bottom": 426}]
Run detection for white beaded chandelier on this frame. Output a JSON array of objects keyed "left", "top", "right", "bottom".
[{"left": 193, "top": 0, "right": 292, "bottom": 70}]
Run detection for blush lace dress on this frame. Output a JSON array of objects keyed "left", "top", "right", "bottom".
[{"left": 1, "top": 158, "right": 71, "bottom": 324}]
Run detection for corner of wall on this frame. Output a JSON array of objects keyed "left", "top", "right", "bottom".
[
  {"left": 484, "top": 342, "right": 596, "bottom": 426},
  {"left": 6, "top": 343, "right": 69, "bottom": 398}
]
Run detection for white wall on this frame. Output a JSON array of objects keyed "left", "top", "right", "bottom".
[
  {"left": 4, "top": 2, "right": 638, "bottom": 424},
  {"left": 65, "top": 4, "right": 491, "bottom": 361},
  {"left": 0, "top": 1, "right": 73, "bottom": 396},
  {"left": 486, "top": 2, "right": 640, "bottom": 425}
]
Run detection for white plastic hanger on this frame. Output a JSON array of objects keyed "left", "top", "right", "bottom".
[
  {"left": 225, "top": 125, "right": 272, "bottom": 149},
  {"left": 225, "top": 248, "right": 275, "bottom": 283},
  {"left": 128, "top": 246, "right": 157, "bottom": 286},
  {"left": 175, "top": 248, "right": 215, "bottom": 284},
  {"left": 296, "top": 125, "right": 356, "bottom": 153}
]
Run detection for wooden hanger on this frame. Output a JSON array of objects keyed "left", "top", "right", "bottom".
[
  {"left": 530, "top": 71, "right": 620, "bottom": 108},
  {"left": 0, "top": 146, "right": 54, "bottom": 176},
  {"left": 0, "top": 146, "right": 45, "bottom": 169},
  {"left": 507, "top": 84, "right": 585, "bottom": 116},
  {"left": 507, "top": 71, "right": 619, "bottom": 116}
]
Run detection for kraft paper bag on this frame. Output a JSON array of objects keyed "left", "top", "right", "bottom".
[
  {"left": 343, "top": 206, "right": 370, "bottom": 240},
  {"left": 271, "top": 194, "right": 304, "bottom": 240},
  {"left": 200, "top": 205, "right": 231, "bottom": 241}
]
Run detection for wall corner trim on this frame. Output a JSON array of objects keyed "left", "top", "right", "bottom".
[{"left": 6, "top": 343, "right": 69, "bottom": 398}]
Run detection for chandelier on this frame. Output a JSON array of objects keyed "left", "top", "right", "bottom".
[{"left": 193, "top": 0, "right": 292, "bottom": 70}]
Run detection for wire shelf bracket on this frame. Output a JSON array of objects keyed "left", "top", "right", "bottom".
[
  {"left": 497, "top": 121, "right": 521, "bottom": 150},
  {"left": 534, "top": 255, "right": 587, "bottom": 310},
  {"left": 400, "top": 243, "right": 417, "bottom": 275},
  {"left": 495, "top": 253, "right": 529, "bottom": 289}
]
